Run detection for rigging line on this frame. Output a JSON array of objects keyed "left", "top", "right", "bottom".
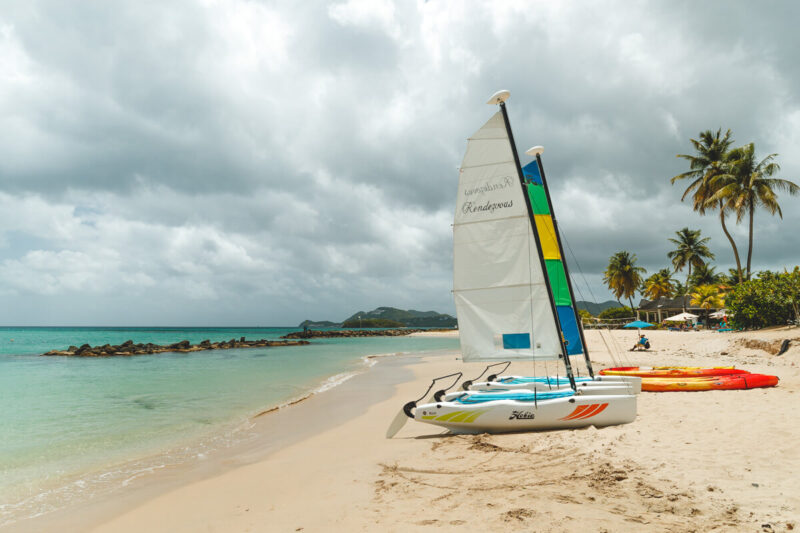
[
  {"left": 597, "top": 328, "right": 635, "bottom": 394},
  {"left": 556, "top": 224, "right": 613, "bottom": 375},
  {"left": 558, "top": 225, "right": 603, "bottom": 306},
  {"left": 598, "top": 328, "right": 621, "bottom": 368},
  {"left": 607, "top": 326, "right": 633, "bottom": 367}
]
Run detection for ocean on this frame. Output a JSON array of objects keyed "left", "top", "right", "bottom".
[{"left": 0, "top": 327, "right": 459, "bottom": 526}]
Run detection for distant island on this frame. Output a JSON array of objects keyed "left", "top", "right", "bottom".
[
  {"left": 298, "top": 306, "right": 457, "bottom": 328},
  {"left": 575, "top": 300, "right": 621, "bottom": 316}
]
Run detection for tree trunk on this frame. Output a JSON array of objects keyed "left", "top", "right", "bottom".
[
  {"left": 719, "top": 205, "right": 743, "bottom": 283},
  {"left": 746, "top": 198, "right": 754, "bottom": 280},
  {"left": 628, "top": 297, "right": 635, "bottom": 314},
  {"left": 684, "top": 264, "right": 691, "bottom": 312}
]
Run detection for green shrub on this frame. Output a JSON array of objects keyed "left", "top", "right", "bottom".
[{"left": 726, "top": 268, "right": 800, "bottom": 329}]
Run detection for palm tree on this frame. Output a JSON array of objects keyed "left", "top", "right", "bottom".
[
  {"left": 603, "top": 251, "right": 646, "bottom": 311},
  {"left": 673, "top": 280, "right": 687, "bottom": 298},
  {"left": 667, "top": 228, "right": 715, "bottom": 310},
  {"left": 690, "top": 284, "right": 725, "bottom": 326},
  {"left": 672, "top": 129, "right": 743, "bottom": 283},
  {"left": 643, "top": 268, "right": 675, "bottom": 300},
  {"left": 688, "top": 264, "right": 723, "bottom": 289},
  {"left": 709, "top": 143, "right": 799, "bottom": 280}
]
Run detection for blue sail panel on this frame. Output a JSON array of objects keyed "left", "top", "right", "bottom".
[
  {"left": 502, "top": 333, "right": 531, "bottom": 350},
  {"left": 522, "top": 160, "right": 543, "bottom": 185},
  {"left": 556, "top": 306, "right": 583, "bottom": 355}
]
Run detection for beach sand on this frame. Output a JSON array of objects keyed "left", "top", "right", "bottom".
[{"left": 11, "top": 327, "right": 800, "bottom": 532}]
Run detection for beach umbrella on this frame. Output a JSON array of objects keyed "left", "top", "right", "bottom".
[
  {"left": 664, "top": 312, "right": 698, "bottom": 322},
  {"left": 623, "top": 320, "right": 654, "bottom": 329}
]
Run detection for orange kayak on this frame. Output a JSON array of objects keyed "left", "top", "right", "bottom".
[
  {"left": 641, "top": 374, "right": 779, "bottom": 392},
  {"left": 600, "top": 366, "right": 749, "bottom": 378}
]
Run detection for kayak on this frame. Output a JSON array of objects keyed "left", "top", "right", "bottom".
[
  {"left": 600, "top": 366, "right": 749, "bottom": 378},
  {"left": 641, "top": 374, "right": 779, "bottom": 392}
]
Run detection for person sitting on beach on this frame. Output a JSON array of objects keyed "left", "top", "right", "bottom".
[{"left": 630, "top": 334, "right": 650, "bottom": 351}]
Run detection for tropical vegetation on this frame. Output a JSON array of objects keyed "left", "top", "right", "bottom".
[
  {"left": 688, "top": 264, "right": 725, "bottom": 288},
  {"left": 597, "top": 306, "right": 635, "bottom": 321},
  {"left": 603, "top": 252, "right": 646, "bottom": 310},
  {"left": 672, "top": 129, "right": 798, "bottom": 282},
  {"left": 708, "top": 143, "right": 799, "bottom": 279},
  {"left": 725, "top": 269, "right": 800, "bottom": 329},
  {"left": 595, "top": 130, "right": 798, "bottom": 329},
  {"left": 642, "top": 269, "right": 675, "bottom": 300},
  {"left": 667, "top": 227, "right": 714, "bottom": 309},
  {"left": 690, "top": 284, "right": 726, "bottom": 324},
  {"left": 341, "top": 318, "right": 404, "bottom": 328}
]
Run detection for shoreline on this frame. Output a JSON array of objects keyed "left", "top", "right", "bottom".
[
  {"left": 3, "top": 346, "right": 454, "bottom": 533},
  {"left": 7, "top": 328, "right": 800, "bottom": 532}
]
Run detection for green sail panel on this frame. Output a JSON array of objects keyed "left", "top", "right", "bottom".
[
  {"left": 527, "top": 184, "right": 550, "bottom": 215},
  {"left": 545, "top": 259, "right": 571, "bottom": 306}
]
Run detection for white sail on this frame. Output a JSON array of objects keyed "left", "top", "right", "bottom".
[{"left": 453, "top": 111, "right": 561, "bottom": 362}]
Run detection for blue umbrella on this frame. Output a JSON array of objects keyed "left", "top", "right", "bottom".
[{"left": 623, "top": 320, "right": 654, "bottom": 329}]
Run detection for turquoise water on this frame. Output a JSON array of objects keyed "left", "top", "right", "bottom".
[{"left": 0, "top": 327, "right": 458, "bottom": 525}]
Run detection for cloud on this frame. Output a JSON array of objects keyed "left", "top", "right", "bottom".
[{"left": 0, "top": 0, "right": 799, "bottom": 324}]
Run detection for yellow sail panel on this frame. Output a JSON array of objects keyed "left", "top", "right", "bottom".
[{"left": 534, "top": 215, "right": 561, "bottom": 260}]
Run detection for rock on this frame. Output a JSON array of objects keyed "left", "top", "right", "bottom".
[
  {"left": 168, "top": 340, "right": 191, "bottom": 350},
  {"left": 68, "top": 346, "right": 79, "bottom": 352},
  {"left": 75, "top": 344, "right": 92, "bottom": 355}
]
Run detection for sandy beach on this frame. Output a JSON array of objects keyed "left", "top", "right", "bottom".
[{"left": 11, "top": 327, "right": 800, "bottom": 533}]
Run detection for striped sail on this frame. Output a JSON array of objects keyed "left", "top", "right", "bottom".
[
  {"left": 453, "top": 112, "right": 561, "bottom": 362},
  {"left": 522, "top": 159, "right": 584, "bottom": 356}
]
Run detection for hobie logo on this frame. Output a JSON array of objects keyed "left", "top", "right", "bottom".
[
  {"left": 509, "top": 410, "right": 535, "bottom": 420},
  {"left": 559, "top": 403, "right": 609, "bottom": 421}
]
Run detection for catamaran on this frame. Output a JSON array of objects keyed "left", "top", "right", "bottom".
[
  {"left": 386, "top": 91, "right": 637, "bottom": 437},
  {"left": 462, "top": 146, "right": 640, "bottom": 395}
]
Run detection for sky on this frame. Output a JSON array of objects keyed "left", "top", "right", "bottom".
[{"left": 1, "top": 0, "right": 799, "bottom": 326}]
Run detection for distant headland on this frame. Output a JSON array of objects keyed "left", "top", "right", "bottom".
[{"left": 299, "top": 306, "right": 457, "bottom": 329}]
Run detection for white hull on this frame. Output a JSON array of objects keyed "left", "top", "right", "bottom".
[
  {"left": 469, "top": 375, "right": 642, "bottom": 394},
  {"left": 413, "top": 393, "right": 636, "bottom": 434}
]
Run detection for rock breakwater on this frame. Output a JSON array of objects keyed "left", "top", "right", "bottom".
[
  {"left": 282, "top": 328, "right": 452, "bottom": 339},
  {"left": 41, "top": 338, "right": 310, "bottom": 357}
]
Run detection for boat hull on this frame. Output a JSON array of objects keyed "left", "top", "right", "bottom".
[
  {"left": 469, "top": 375, "right": 642, "bottom": 394},
  {"left": 413, "top": 394, "right": 637, "bottom": 434}
]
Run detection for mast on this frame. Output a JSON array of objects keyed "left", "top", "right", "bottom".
[
  {"left": 492, "top": 92, "right": 576, "bottom": 391},
  {"left": 531, "top": 151, "right": 595, "bottom": 378}
]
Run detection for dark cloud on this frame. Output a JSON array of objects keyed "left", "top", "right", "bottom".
[{"left": 0, "top": 0, "right": 798, "bottom": 325}]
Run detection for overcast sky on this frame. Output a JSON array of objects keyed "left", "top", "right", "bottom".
[{"left": 1, "top": 0, "right": 799, "bottom": 326}]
